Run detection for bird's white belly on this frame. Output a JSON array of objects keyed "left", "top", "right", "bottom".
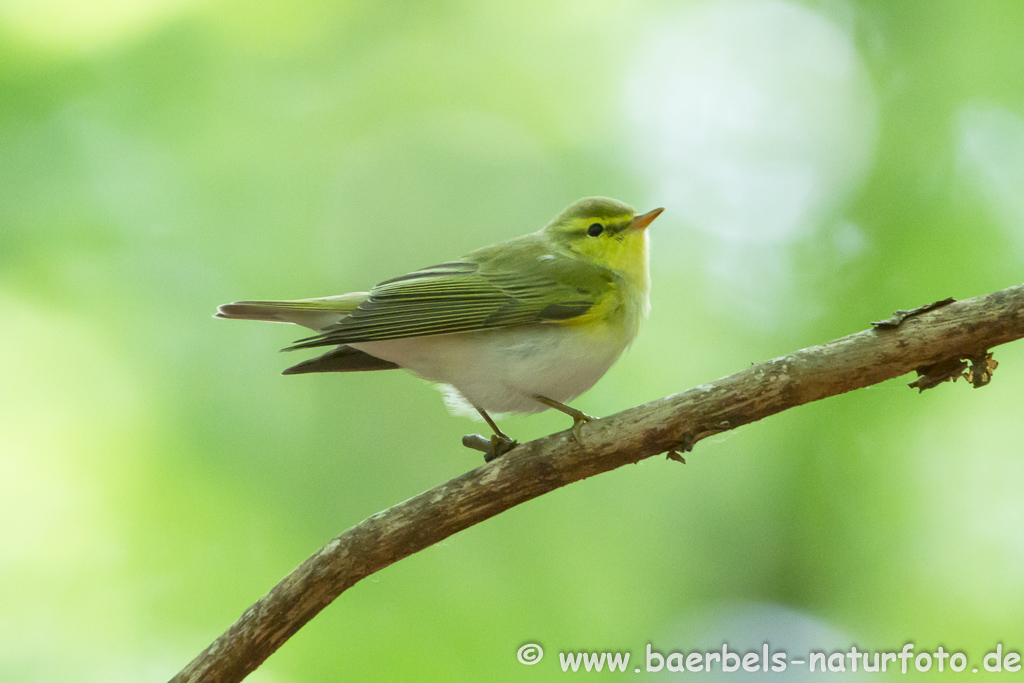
[{"left": 350, "top": 324, "right": 629, "bottom": 416}]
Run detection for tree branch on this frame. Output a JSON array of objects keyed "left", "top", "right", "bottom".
[{"left": 171, "top": 282, "right": 1024, "bottom": 683}]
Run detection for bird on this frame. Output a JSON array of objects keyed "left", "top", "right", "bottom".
[{"left": 216, "top": 196, "right": 663, "bottom": 460}]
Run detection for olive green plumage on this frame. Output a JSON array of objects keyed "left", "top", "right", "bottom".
[{"left": 217, "top": 196, "right": 663, "bottom": 458}]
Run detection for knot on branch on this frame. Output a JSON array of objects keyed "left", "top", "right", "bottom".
[{"left": 665, "top": 420, "right": 733, "bottom": 464}]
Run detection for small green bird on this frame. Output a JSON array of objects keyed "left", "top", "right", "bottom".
[{"left": 216, "top": 197, "right": 663, "bottom": 459}]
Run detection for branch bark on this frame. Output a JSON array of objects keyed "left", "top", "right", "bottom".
[{"left": 171, "top": 282, "right": 1024, "bottom": 683}]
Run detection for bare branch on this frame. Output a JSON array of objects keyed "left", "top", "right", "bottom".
[{"left": 171, "top": 282, "right": 1024, "bottom": 683}]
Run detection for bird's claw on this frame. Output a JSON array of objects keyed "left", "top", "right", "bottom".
[
  {"left": 570, "top": 413, "right": 596, "bottom": 445},
  {"left": 463, "top": 433, "right": 517, "bottom": 461},
  {"left": 488, "top": 434, "right": 518, "bottom": 461}
]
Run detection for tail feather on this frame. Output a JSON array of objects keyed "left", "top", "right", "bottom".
[
  {"left": 215, "top": 293, "right": 369, "bottom": 331},
  {"left": 282, "top": 345, "right": 398, "bottom": 374}
]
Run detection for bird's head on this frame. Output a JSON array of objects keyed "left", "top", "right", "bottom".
[{"left": 542, "top": 197, "right": 663, "bottom": 283}]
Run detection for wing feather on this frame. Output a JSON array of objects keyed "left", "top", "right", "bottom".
[{"left": 287, "top": 244, "right": 616, "bottom": 349}]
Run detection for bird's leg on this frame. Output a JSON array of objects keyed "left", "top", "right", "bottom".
[
  {"left": 534, "top": 395, "right": 595, "bottom": 444},
  {"left": 465, "top": 407, "right": 518, "bottom": 461}
]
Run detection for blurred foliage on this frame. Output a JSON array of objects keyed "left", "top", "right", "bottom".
[{"left": 2, "top": 0, "right": 1024, "bottom": 680}]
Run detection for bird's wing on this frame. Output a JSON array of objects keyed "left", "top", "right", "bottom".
[{"left": 286, "top": 251, "right": 616, "bottom": 349}]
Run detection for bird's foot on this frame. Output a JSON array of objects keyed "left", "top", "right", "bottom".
[
  {"left": 570, "top": 412, "right": 596, "bottom": 445},
  {"left": 488, "top": 433, "right": 518, "bottom": 461},
  {"left": 462, "top": 433, "right": 519, "bottom": 462},
  {"left": 533, "top": 395, "right": 597, "bottom": 446}
]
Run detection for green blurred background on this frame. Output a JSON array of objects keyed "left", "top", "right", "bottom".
[{"left": 2, "top": 0, "right": 1023, "bottom": 680}]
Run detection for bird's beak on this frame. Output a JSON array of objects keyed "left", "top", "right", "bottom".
[{"left": 629, "top": 207, "right": 664, "bottom": 231}]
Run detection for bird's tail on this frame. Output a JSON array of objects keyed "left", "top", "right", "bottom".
[
  {"left": 214, "top": 292, "right": 369, "bottom": 332},
  {"left": 282, "top": 345, "right": 398, "bottom": 374}
]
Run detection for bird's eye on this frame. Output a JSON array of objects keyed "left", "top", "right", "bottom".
[{"left": 587, "top": 223, "right": 604, "bottom": 237}]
